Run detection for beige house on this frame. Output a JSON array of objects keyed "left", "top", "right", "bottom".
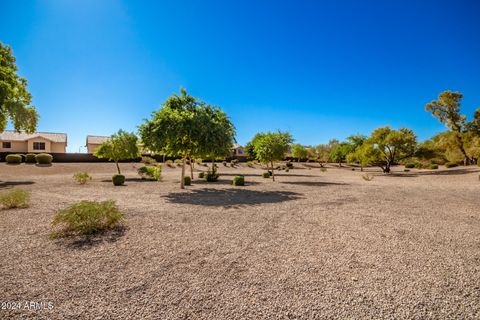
[
  {"left": 232, "top": 143, "right": 246, "bottom": 158},
  {"left": 0, "top": 130, "right": 67, "bottom": 153},
  {"left": 86, "top": 135, "right": 109, "bottom": 154}
]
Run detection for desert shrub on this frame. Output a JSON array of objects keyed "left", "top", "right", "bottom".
[
  {"left": 184, "top": 176, "right": 191, "bottom": 186},
  {"left": 112, "top": 174, "right": 125, "bottom": 186},
  {"left": 25, "top": 154, "right": 36, "bottom": 163},
  {"left": 428, "top": 164, "right": 439, "bottom": 170},
  {"left": 320, "top": 167, "right": 327, "bottom": 172},
  {"left": 198, "top": 172, "right": 205, "bottom": 178},
  {"left": 285, "top": 168, "right": 290, "bottom": 172},
  {"left": 262, "top": 172, "right": 271, "bottom": 178},
  {"left": 246, "top": 161, "right": 254, "bottom": 168},
  {"left": 0, "top": 189, "right": 30, "bottom": 209},
  {"left": 232, "top": 175, "right": 245, "bottom": 186},
  {"left": 141, "top": 156, "right": 157, "bottom": 165},
  {"left": 222, "top": 161, "right": 228, "bottom": 167},
  {"left": 73, "top": 172, "right": 92, "bottom": 184},
  {"left": 185, "top": 159, "right": 191, "bottom": 165},
  {"left": 205, "top": 169, "right": 219, "bottom": 182},
  {"left": 362, "top": 173, "right": 374, "bottom": 181},
  {"left": 50, "top": 200, "right": 124, "bottom": 238},
  {"left": 286, "top": 162, "right": 293, "bottom": 168},
  {"left": 231, "top": 159, "right": 239, "bottom": 167},
  {"left": 414, "top": 162, "right": 426, "bottom": 169},
  {"left": 35, "top": 153, "right": 53, "bottom": 164},
  {"left": 445, "top": 162, "right": 458, "bottom": 168},
  {"left": 405, "top": 163, "right": 415, "bottom": 168},
  {"left": 165, "top": 160, "right": 174, "bottom": 167},
  {"left": 137, "top": 166, "right": 161, "bottom": 181},
  {"left": 6, "top": 154, "right": 22, "bottom": 164}
]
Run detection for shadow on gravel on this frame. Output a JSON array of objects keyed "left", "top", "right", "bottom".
[
  {"left": 56, "top": 227, "right": 127, "bottom": 250},
  {"left": 164, "top": 188, "right": 301, "bottom": 208},
  {"left": 192, "top": 179, "right": 261, "bottom": 186},
  {"left": 281, "top": 181, "right": 348, "bottom": 187},
  {"left": 387, "top": 168, "right": 479, "bottom": 177},
  {"left": 0, "top": 180, "right": 35, "bottom": 189}
]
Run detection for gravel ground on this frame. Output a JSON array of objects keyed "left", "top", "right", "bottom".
[{"left": 0, "top": 162, "right": 479, "bottom": 319}]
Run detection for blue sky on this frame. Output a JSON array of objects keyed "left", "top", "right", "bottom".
[{"left": 1, "top": 0, "right": 479, "bottom": 152}]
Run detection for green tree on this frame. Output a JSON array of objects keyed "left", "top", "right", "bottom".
[
  {"left": 251, "top": 131, "right": 293, "bottom": 181},
  {"left": 0, "top": 42, "right": 38, "bottom": 132},
  {"left": 346, "top": 142, "right": 379, "bottom": 171},
  {"left": 193, "top": 104, "right": 236, "bottom": 178},
  {"left": 368, "top": 126, "right": 417, "bottom": 173},
  {"left": 291, "top": 144, "right": 308, "bottom": 162},
  {"left": 330, "top": 142, "right": 351, "bottom": 166},
  {"left": 94, "top": 130, "right": 140, "bottom": 174},
  {"left": 245, "top": 133, "right": 265, "bottom": 160},
  {"left": 425, "top": 91, "right": 480, "bottom": 165},
  {"left": 314, "top": 139, "right": 339, "bottom": 166}
]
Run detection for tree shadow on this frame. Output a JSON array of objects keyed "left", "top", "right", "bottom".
[
  {"left": 281, "top": 181, "right": 348, "bottom": 187},
  {"left": 387, "top": 168, "right": 480, "bottom": 177},
  {"left": 55, "top": 226, "right": 127, "bottom": 250},
  {"left": 35, "top": 163, "right": 52, "bottom": 167},
  {"left": 163, "top": 188, "right": 302, "bottom": 208},
  {"left": 0, "top": 181, "right": 35, "bottom": 189},
  {"left": 192, "top": 179, "right": 261, "bottom": 186}
]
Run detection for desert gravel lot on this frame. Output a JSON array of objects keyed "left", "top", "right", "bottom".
[{"left": 0, "top": 162, "right": 479, "bottom": 319}]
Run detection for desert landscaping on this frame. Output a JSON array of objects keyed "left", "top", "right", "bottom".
[{"left": 1, "top": 162, "right": 479, "bottom": 319}]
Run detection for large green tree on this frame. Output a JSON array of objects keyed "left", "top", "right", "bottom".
[
  {"left": 368, "top": 126, "right": 417, "bottom": 173},
  {"left": 251, "top": 131, "right": 293, "bottom": 181},
  {"left": 426, "top": 91, "right": 480, "bottom": 165},
  {"left": 94, "top": 130, "right": 140, "bottom": 174},
  {"left": 0, "top": 42, "right": 38, "bottom": 132},
  {"left": 139, "top": 89, "right": 235, "bottom": 189}
]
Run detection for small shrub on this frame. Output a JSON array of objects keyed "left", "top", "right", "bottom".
[
  {"left": 414, "top": 162, "right": 426, "bottom": 169},
  {"left": 141, "top": 156, "right": 156, "bottom": 165},
  {"left": 25, "top": 154, "right": 36, "bottom": 163},
  {"left": 404, "top": 169, "right": 410, "bottom": 172},
  {"left": 262, "top": 172, "right": 271, "bottom": 178},
  {"left": 184, "top": 176, "right": 191, "bottom": 186},
  {"left": 232, "top": 175, "right": 245, "bottom": 186},
  {"left": 198, "top": 172, "right": 205, "bottom": 179},
  {"left": 165, "top": 160, "right": 174, "bottom": 168},
  {"left": 137, "top": 166, "right": 161, "bottom": 181},
  {"left": 231, "top": 159, "right": 239, "bottom": 167},
  {"left": 195, "top": 159, "right": 203, "bottom": 165},
  {"left": 112, "top": 174, "right": 125, "bottom": 186},
  {"left": 286, "top": 162, "right": 293, "bottom": 169},
  {"left": 362, "top": 173, "right": 374, "bottom": 181},
  {"left": 404, "top": 163, "right": 415, "bottom": 169},
  {"left": 285, "top": 168, "right": 290, "bottom": 172},
  {"left": 35, "top": 153, "right": 53, "bottom": 164},
  {"left": 428, "top": 164, "right": 439, "bottom": 170},
  {"left": 0, "top": 189, "right": 30, "bottom": 209},
  {"left": 205, "top": 170, "right": 220, "bottom": 182},
  {"left": 73, "top": 172, "right": 92, "bottom": 184},
  {"left": 6, "top": 154, "right": 22, "bottom": 164},
  {"left": 445, "top": 162, "right": 458, "bottom": 168},
  {"left": 222, "top": 161, "right": 228, "bottom": 167},
  {"left": 320, "top": 167, "right": 327, "bottom": 172},
  {"left": 246, "top": 161, "right": 254, "bottom": 168},
  {"left": 185, "top": 159, "right": 191, "bottom": 165},
  {"left": 50, "top": 200, "right": 124, "bottom": 238}
]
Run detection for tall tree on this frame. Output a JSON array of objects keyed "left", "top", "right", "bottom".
[
  {"left": 0, "top": 42, "right": 38, "bottom": 132},
  {"left": 251, "top": 131, "right": 293, "bottom": 181},
  {"left": 425, "top": 91, "right": 476, "bottom": 165},
  {"left": 94, "top": 130, "right": 140, "bottom": 174}
]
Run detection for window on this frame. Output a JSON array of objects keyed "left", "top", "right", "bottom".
[
  {"left": 2, "top": 142, "right": 11, "bottom": 149},
  {"left": 33, "top": 142, "right": 46, "bottom": 150}
]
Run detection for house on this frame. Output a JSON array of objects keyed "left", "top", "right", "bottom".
[
  {"left": 86, "top": 135, "right": 110, "bottom": 154},
  {"left": 0, "top": 130, "right": 67, "bottom": 153},
  {"left": 232, "top": 143, "right": 247, "bottom": 158}
]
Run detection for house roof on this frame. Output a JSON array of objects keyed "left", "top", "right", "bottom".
[
  {"left": 86, "top": 135, "right": 110, "bottom": 145},
  {"left": 0, "top": 130, "right": 67, "bottom": 143},
  {"left": 233, "top": 143, "right": 243, "bottom": 149}
]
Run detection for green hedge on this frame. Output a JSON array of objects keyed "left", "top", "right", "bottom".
[
  {"left": 112, "top": 174, "right": 125, "bottom": 186},
  {"left": 25, "top": 154, "right": 36, "bottom": 163},
  {"left": 232, "top": 175, "right": 245, "bottom": 186},
  {"left": 6, "top": 154, "right": 22, "bottom": 164},
  {"left": 445, "top": 162, "right": 458, "bottom": 168},
  {"left": 35, "top": 153, "right": 53, "bottom": 164}
]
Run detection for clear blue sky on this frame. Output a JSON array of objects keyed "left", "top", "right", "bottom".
[{"left": 1, "top": 0, "right": 479, "bottom": 152}]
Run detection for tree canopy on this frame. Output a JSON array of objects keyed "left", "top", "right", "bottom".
[
  {"left": 0, "top": 42, "right": 38, "bottom": 133},
  {"left": 250, "top": 131, "right": 293, "bottom": 181},
  {"left": 291, "top": 144, "right": 308, "bottom": 161},
  {"left": 94, "top": 130, "right": 140, "bottom": 174}
]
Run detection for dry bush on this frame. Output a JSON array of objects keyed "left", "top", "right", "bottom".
[{"left": 0, "top": 189, "right": 30, "bottom": 209}]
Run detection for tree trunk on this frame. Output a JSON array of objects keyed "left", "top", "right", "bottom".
[
  {"left": 454, "top": 133, "right": 471, "bottom": 165},
  {"left": 271, "top": 161, "right": 275, "bottom": 181},
  {"left": 115, "top": 161, "right": 121, "bottom": 174},
  {"left": 190, "top": 159, "right": 194, "bottom": 179},
  {"left": 180, "top": 156, "right": 186, "bottom": 189}
]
